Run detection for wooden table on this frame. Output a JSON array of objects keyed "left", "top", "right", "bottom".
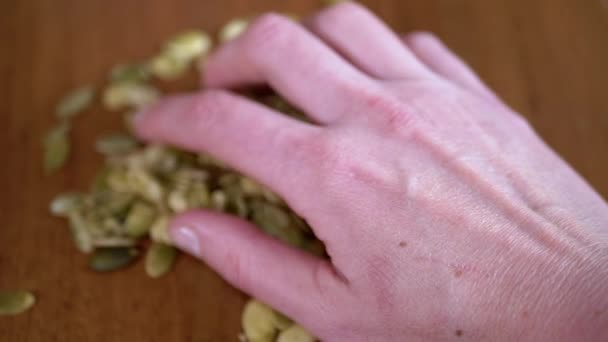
[{"left": 1, "top": 0, "right": 607, "bottom": 340}]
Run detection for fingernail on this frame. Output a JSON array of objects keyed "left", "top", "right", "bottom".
[{"left": 171, "top": 226, "right": 201, "bottom": 256}]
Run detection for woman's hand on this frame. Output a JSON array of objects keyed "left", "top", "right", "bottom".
[{"left": 134, "top": 2, "right": 608, "bottom": 341}]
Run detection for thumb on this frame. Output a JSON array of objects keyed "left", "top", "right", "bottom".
[{"left": 169, "top": 210, "right": 344, "bottom": 323}]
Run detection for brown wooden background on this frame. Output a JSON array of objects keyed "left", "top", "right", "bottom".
[{"left": 1, "top": 0, "right": 607, "bottom": 341}]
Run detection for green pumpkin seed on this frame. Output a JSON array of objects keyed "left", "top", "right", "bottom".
[
  {"left": 89, "top": 247, "right": 139, "bottom": 272},
  {"left": 276, "top": 325, "right": 315, "bottom": 342},
  {"left": 43, "top": 122, "right": 70, "bottom": 173},
  {"left": 165, "top": 30, "right": 212, "bottom": 63},
  {"left": 96, "top": 134, "right": 140, "bottom": 156},
  {"left": 149, "top": 54, "right": 189, "bottom": 80},
  {"left": 150, "top": 215, "right": 172, "bottom": 245},
  {"left": 219, "top": 19, "right": 249, "bottom": 42},
  {"left": 0, "top": 290, "right": 35, "bottom": 316},
  {"left": 50, "top": 192, "right": 83, "bottom": 217},
  {"left": 55, "top": 86, "right": 95, "bottom": 119},
  {"left": 102, "top": 82, "right": 159, "bottom": 111},
  {"left": 124, "top": 201, "right": 157, "bottom": 238},
  {"left": 145, "top": 242, "right": 177, "bottom": 278},
  {"left": 242, "top": 300, "right": 279, "bottom": 342},
  {"left": 67, "top": 211, "right": 94, "bottom": 253},
  {"left": 92, "top": 236, "right": 136, "bottom": 248},
  {"left": 211, "top": 190, "right": 228, "bottom": 211},
  {"left": 110, "top": 63, "right": 150, "bottom": 83}
]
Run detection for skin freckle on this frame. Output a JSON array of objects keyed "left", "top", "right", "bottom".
[
  {"left": 454, "top": 269, "right": 463, "bottom": 278},
  {"left": 455, "top": 329, "right": 463, "bottom": 337},
  {"left": 398, "top": 241, "right": 407, "bottom": 248}
]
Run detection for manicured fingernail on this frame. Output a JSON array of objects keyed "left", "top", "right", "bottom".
[{"left": 171, "top": 226, "right": 201, "bottom": 256}]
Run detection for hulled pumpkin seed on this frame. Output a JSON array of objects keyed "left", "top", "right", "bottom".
[
  {"left": 145, "top": 242, "right": 177, "bottom": 278},
  {"left": 89, "top": 247, "right": 139, "bottom": 272},
  {"left": 219, "top": 18, "right": 249, "bottom": 42},
  {"left": 0, "top": 290, "right": 35, "bottom": 316},
  {"left": 150, "top": 215, "right": 172, "bottom": 245},
  {"left": 96, "top": 134, "right": 140, "bottom": 156},
  {"left": 102, "top": 82, "right": 159, "bottom": 111},
  {"left": 149, "top": 54, "right": 190, "bottom": 80},
  {"left": 242, "top": 300, "right": 279, "bottom": 342},
  {"left": 55, "top": 86, "right": 95, "bottom": 119},
  {"left": 276, "top": 325, "right": 315, "bottom": 342},
  {"left": 165, "top": 30, "right": 212, "bottom": 63},
  {"left": 125, "top": 202, "right": 157, "bottom": 238},
  {"left": 67, "top": 211, "right": 94, "bottom": 253},
  {"left": 43, "top": 122, "right": 70, "bottom": 173},
  {"left": 110, "top": 63, "right": 150, "bottom": 83},
  {"left": 92, "top": 236, "right": 136, "bottom": 248}
]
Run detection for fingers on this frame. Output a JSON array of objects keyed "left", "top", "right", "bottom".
[
  {"left": 169, "top": 210, "right": 344, "bottom": 324},
  {"left": 403, "top": 32, "right": 502, "bottom": 103},
  {"left": 203, "top": 13, "right": 376, "bottom": 124},
  {"left": 134, "top": 89, "right": 321, "bottom": 203},
  {"left": 304, "top": 2, "right": 431, "bottom": 80}
]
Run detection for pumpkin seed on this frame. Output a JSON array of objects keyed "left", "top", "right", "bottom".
[
  {"left": 165, "top": 30, "right": 212, "bottom": 63},
  {"left": 43, "top": 122, "right": 70, "bottom": 173},
  {"left": 93, "top": 236, "right": 136, "bottom": 248},
  {"left": 110, "top": 63, "right": 150, "bottom": 83},
  {"left": 55, "top": 86, "right": 95, "bottom": 119},
  {"left": 150, "top": 215, "right": 172, "bottom": 245},
  {"left": 145, "top": 242, "right": 177, "bottom": 278},
  {"left": 0, "top": 290, "right": 35, "bottom": 316},
  {"left": 96, "top": 134, "right": 140, "bottom": 156},
  {"left": 211, "top": 190, "right": 228, "bottom": 211},
  {"left": 67, "top": 211, "right": 94, "bottom": 253},
  {"left": 149, "top": 54, "right": 189, "bottom": 81},
  {"left": 102, "top": 82, "right": 159, "bottom": 111},
  {"left": 242, "top": 300, "right": 278, "bottom": 342},
  {"left": 50, "top": 192, "right": 83, "bottom": 217},
  {"left": 276, "top": 325, "right": 315, "bottom": 342},
  {"left": 89, "top": 247, "right": 139, "bottom": 272},
  {"left": 219, "top": 19, "right": 249, "bottom": 42},
  {"left": 125, "top": 201, "right": 157, "bottom": 238},
  {"left": 168, "top": 190, "right": 188, "bottom": 213}
]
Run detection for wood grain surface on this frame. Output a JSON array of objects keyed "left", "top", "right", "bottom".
[{"left": 1, "top": 0, "right": 607, "bottom": 341}]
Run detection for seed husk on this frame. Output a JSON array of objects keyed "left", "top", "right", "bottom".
[
  {"left": 125, "top": 201, "right": 157, "bottom": 238},
  {"left": 242, "top": 300, "right": 279, "bottom": 342},
  {"left": 276, "top": 325, "right": 315, "bottom": 342},
  {"left": 0, "top": 290, "right": 36, "bottom": 316},
  {"left": 43, "top": 122, "right": 71, "bottom": 173},
  {"left": 96, "top": 134, "right": 140, "bottom": 156},
  {"left": 55, "top": 86, "right": 95, "bottom": 119},
  {"left": 89, "top": 247, "right": 139, "bottom": 272},
  {"left": 145, "top": 242, "right": 177, "bottom": 278}
]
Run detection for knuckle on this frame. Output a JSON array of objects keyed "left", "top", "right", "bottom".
[
  {"left": 406, "top": 30, "right": 439, "bottom": 44},
  {"left": 326, "top": 1, "right": 370, "bottom": 19},
  {"left": 242, "top": 13, "right": 294, "bottom": 60},
  {"left": 186, "top": 90, "right": 231, "bottom": 128}
]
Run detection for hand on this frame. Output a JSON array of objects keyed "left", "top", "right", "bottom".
[{"left": 134, "top": 2, "right": 608, "bottom": 341}]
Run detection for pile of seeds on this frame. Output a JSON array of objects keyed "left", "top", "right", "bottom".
[{"left": 39, "top": 18, "right": 322, "bottom": 342}]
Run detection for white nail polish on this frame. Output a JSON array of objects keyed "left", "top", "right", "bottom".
[{"left": 172, "top": 226, "right": 201, "bottom": 255}]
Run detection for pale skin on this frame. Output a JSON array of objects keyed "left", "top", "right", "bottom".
[{"left": 134, "top": 2, "right": 608, "bottom": 341}]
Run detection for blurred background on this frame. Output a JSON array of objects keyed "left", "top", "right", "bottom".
[{"left": 1, "top": 0, "right": 607, "bottom": 341}]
